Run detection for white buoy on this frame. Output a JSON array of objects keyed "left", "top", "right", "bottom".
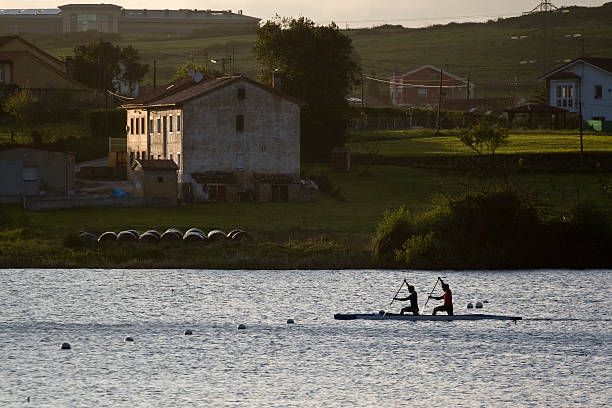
[
  {"left": 124, "top": 336, "right": 134, "bottom": 342},
  {"left": 467, "top": 302, "right": 474, "bottom": 309},
  {"left": 475, "top": 301, "right": 483, "bottom": 309},
  {"left": 237, "top": 324, "right": 246, "bottom": 330},
  {"left": 184, "top": 329, "right": 193, "bottom": 335},
  {"left": 60, "top": 342, "right": 71, "bottom": 350},
  {"left": 287, "top": 319, "right": 295, "bottom": 324}
]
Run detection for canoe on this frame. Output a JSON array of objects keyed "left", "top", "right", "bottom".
[{"left": 334, "top": 312, "right": 522, "bottom": 321}]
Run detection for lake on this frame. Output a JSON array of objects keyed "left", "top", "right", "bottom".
[{"left": 0, "top": 269, "right": 610, "bottom": 407}]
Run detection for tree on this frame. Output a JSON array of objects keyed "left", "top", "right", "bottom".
[
  {"left": 72, "top": 40, "right": 148, "bottom": 90},
  {"left": 3, "top": 88, "right": 38, "bottom": 131},
  {"left": 458, "top": 119, "right": 509, "bottom": 156},
  {"left": 172, "top": 61, "right": 224, "bottom": 81},
  {"left": 253, "top": 16, "right": 360, "bottom": 159}
]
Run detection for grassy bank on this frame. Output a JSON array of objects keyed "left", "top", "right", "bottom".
[{"left": 1, "top": 161, "right": 611, "bottom": 268}]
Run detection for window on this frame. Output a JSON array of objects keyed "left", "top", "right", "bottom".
[
  {"left": 142, "top": 151, "right": 146, "bottom": 160},
  {"left": 418, "top": 88, "right": 428, "bottom": 97},
  {"left": 236, "top": 115, "right": 244, "bottom": 132},
  {"left": 130, "top": 118, "right": 134, "bottom": 134},
  {"left": 136, "top": 151, "right": 140, "bottom": 160},
  {"left": 169, "top": 115, "right": 173, "bottom": 132},
  {"left": 237, "top": 88, "right": 246, "bottom": 100},
  {"left": 135, "top": 118, "right": 139, "bottom": 134},
  {"left": 130, "top": 151, "right": 134, "bottom": 165},
  {"left": 22, "top": 166, "right": 38, "bottom": 181},
  {"left": 177, "top": 114, "right": 181, "bottom": 132},
  {"left": 141, "top": 118, "right": 145, "bottom": 134},
  {"left": 157, "top": 176, "right": 164, "bottom": 182},
  {"left": 594, "top": 85, "right": 602, "bottom": 99},
  {"left": 157, "top": 155, "right": 161, "bottom": 159},
  {"left": 169, "top": 153, "right": 173, "bottom": 163},
  {"left": 177, "top": 153, "right": 181, "bottom": 169},
  {"left": 149, "top": 154, "right": 153, "bottom": 159},
  {"left": 149, "top": 119, "right": 153, "bottom": 134},
  {"left": 556, "top": 85, "right": 574, "bottom": 108},
  {"left": 0, "top": 65, "right": 4, "bottom": 83},
  {"left": 236, "top": 154, "right": 245, "bottom": 170},
  {"left": 162, "top": 116, "right": 167, "bottom": 134},
  {"left": 157, "top": 118, "right": 161, "bottom": 133}
]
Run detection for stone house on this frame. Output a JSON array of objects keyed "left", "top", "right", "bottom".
[
  {"left": 130, "top": 159, "right": 178, "bottom": 205},
  {"left": 0, "top": 146, "right": 75, "bottom": 198},
  {"left": 122, "top": 75, "right": 305, "bottom": 202}
]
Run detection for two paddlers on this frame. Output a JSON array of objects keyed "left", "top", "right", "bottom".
[{"left": 392, "top": 277, "right": 453, "bottom": 316}]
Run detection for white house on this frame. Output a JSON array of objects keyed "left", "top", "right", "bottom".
[
  {"left": 538, "top": 57, "right": 612, "bottom": 122},
  {"left": 122, "top": 75, "right": 306, "bottom": 202}
]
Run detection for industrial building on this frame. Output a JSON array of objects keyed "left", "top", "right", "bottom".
[{"left": 0, "top": 4, "right": 260, "bottom": 34}]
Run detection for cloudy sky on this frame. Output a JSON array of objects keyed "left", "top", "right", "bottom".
[{"left": 3, "top": 1, "right": 609, "bottom": 27}]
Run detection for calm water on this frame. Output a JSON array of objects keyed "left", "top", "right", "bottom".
[{"left": 0, "top": 269, "right": 610, "bottom": 407}]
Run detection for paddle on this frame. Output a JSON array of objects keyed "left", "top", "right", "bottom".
[
  {"left": 421, "top": 277, "right": 441, "bottom": 314},
  {"left": 383, "top": 279, "right": 407, "bottom": 316}
]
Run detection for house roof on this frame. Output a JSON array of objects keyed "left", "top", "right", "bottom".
[
  {"left": 126, "top": 76, "right": 196, "bottom": 106},
  {"left": 397, "top": 64, "right": 470, "bottom": 84},
  {"left": 538, "top": 57, "right": 612, "bottom": 81},
  {"left": 123, "top": 75, "right": 306, "bottom": 109},
  {"left": 131, "top": 159, "right": 178, "bottom": 171}
]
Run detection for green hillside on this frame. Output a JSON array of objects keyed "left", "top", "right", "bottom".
[{"left": 24, "top": 2, "right": 612, "bottom": 100}]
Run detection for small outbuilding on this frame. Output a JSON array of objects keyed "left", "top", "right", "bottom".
[
  {"left": 130, "top": 159, "right": 178, "bottom": 205},
  {"left": 505, "top": 104, "right": 569, "bottom": 129},
  {"left": 0, "top": 145, "right": 75, "bottom": 199}
]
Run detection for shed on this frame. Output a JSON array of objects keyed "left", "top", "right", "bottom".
[
  {"left": 130, "top": 159, "right": 178, "bottom": 205},
  {"left": 505, "top": 104, "right": 568, "bottom": 129},
  {"left": 0, "top": 145, "right": 74, "bottom": 198}
]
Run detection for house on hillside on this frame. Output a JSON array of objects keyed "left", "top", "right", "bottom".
[
  {"left": 0, "top": 146, "right": 75, "bottom": 200},
  {"left": 538, "top": 57, "right": 612, "bottom": 130},
  {"left": 0, "top": 36, "right": 87, "bottom": 91},
  {"left": 390, "top": 65, "right": 474, "bottom": 107},
  {"left": 122, "top": 75, "right": 306, "bottom": 202}
]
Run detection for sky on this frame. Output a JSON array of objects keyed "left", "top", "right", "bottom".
[{"left": 2, "top": 1, "right": 609, "bottom": 27}]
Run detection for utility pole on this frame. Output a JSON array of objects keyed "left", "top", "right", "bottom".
[
  {"left": 392, "top": 65, "right": 398, "bottom": 106},
  {"left": 436, "top": 67, "right": 443, "bottom": 135},
  {"left": 153, "top": 59, "right": 157, "bottom": 89},
  {"left": 466, "top": 71, "right": 470, "bottom": 105},
  {"left": 361, "top": 71, "right": 365, "bottom": 108},
  {"left": 579, "top": 77, "right": 584, "bottom": 162}
]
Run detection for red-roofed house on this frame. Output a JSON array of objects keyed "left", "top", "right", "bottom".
[
  {"left": 390, "top": 65, "right": 474, "bottom": 107},
  {"left": 122, "top": 75, "right": 304, "bottom": 202},
  {"left": 538, "top": 57, "right": 612, "bottom": 126}
]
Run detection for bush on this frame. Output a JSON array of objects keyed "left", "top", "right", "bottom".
[{"left": 372, "top": 190, "right": 612, "bottom": 269}]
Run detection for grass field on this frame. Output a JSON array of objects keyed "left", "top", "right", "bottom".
[
  {"left": 23, "top": 3, "right": 612, "bottom": 98},
  {"left": 348, "top": 129, "right": 612, "bottom": 157}
]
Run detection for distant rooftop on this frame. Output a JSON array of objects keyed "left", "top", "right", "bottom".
[
  {"left": 0, "top": 4, "right": 258, "bottom": 21},
  {"left": 0, "top": 9, "right": 61, "bottom": 15}
]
